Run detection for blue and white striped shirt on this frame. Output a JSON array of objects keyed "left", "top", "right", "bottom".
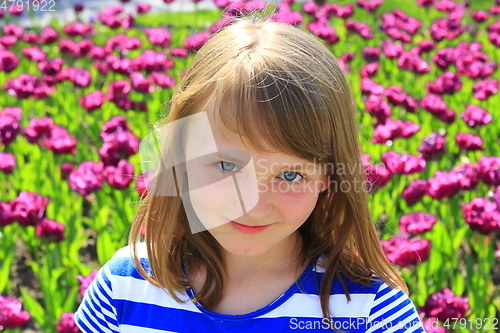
[{"left": 75, "top": 245, "right": 425, "bottom": 332}]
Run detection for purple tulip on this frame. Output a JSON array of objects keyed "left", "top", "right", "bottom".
[
  {"left": 360, "top": 62, "right": 379, "bottom": 77},
  {"left": 430, "top": 15, "right": 465, "bottom": 42},
  {"left": 0, "top": 106, "right": 22, "bottom": 145},
  {"left": 364, "top": 94, "right": 391, "bottom": 124},
  {"left": 356, "top": 0, "right": 383, "bottom": 13},
  {"left": 362, "top": 46, "right": 380, "bottom": 62},
  {"left": 402, "top": 179, "right": 429, "bottom": 204},
  {"left": 380, "top": 235, "right": 431, "bottom": 267},
  {"left": 452, "top": 163, "right": 479, "bottom": 191},
  {"left": 145, "top": 28, "right": 171, "bottom": 48},
  {"left": 0, "top": 294, "right": 31, "bottom": 329},
  {"left": 0, "top": 35, "right": 18, "bottom": 49},
  {"left": 0, "top": 50, "right": 19, "bottom": 73},
  {"left": 5, "top": 73, "right": 53, "bottom": 99},
  {"left": 63, "top": 22, "right": 93, "bottom": 38},
  {"left": 422, "top": 318, "right": 446, "bottom": 333},
  {"left": 420, "top": 94, "right": 456, "bottom": 123},
  {"left": 23, "top": 117, "right": 53, "bottom": 143},
  {"left": 0, "top": 152, "right": 16, "bottom": 174},
  {"left": 435, "top": 0, "right": 459, "bottom": 13},
  {"left": 417, "top": 0, "right": 434, "bottom": 7},
  {"left": 77, "top": 270, "right": 99, "bottom": 298},
  {"left": 461, "top": 197, "right": 500, "bottom": 234},
  {"left": 472, "top": 10, "right": 489, "bottom": 22},
  {"left": 60, "top": 67, "right": 92, "bottom": 88},
  {"left": 381, "top": 39, "right": 403, "bottom": 58},
  {"left": 183, "top": 31, "right": 211, "bottom": 52},
  {"left": 372, "top": 119, "right": 420, "bottom": 144},
  {"left": 38, "top": 57, "right": 64, "bottom": 76},
  {"left": 38, "top": 26, "right": 59, "bottom": 44},
  {"left": 0, "top": 202, "right": 13, "bottom": 227},
  {"left": 135, "top": 171, "right": 152, "bottom": 197},
  {"left": 103, "top": 160, "right": 134, "bottom": 190},
  {"left": 40, "top": 125, "right": 77, "bottom": 155},
  {"left": 58, "top": 39, "right": 81, "bottom": 57},
  {"left": 419, "top": 132, "right": 447, "bottom": 161},
  {"left": 79, "top": 90, "right": 106, "bottom": 112},
  {"left": 306, "top": 18, "right": 339, "bottom": 45},
  {"left": 137, "top": 3, "right": 151, "bottom": 14},
  {"left": 61, "top": 162, "right": 74, "bottom": 180},
  {"left": 399, "top": 212, "right": 437, "bottom": 235},
  {"left": 74, "top": 3, "right": 84, "bottom": 12},
  {"left": 107, "top": 80, "right": 131, "bottom": 103},
  {"left": 361, "top": 78, "right": 384, "bottom": 95},
  {"left": 472, "top": 78, "right": 498, "bottom": 100},
  {"left": 421, "top": 289, "right": 469, "bottom": 322},
  {"left": 88, "top": 46, "right": 108, "bottom": 60},
  {"left": 3, "top": 24, "right": 23, "bottom": 37},
  {"left": 331, "top": 3, "right": 355, "bottom": 19},
  {"left": 8, "top": 191, "right": 50, "bottom": 227},
  {"left": 382, "top": 151, "right": 426, "bottom": 175},
  {"left": 150, "top": 72, "right": 176, "bottom": 88},
  {"left": 130, "top": 72, "right": 155, "bottom": 93},
  {"left": 426, "top": 71, "right": 462, "bottom": 94},
  {"left": 105, "top": 55, "right": 133, "bottom": 76},
  {"left": 397, "top": 51, "right": 431, "bottom": 73},
  {"left": 132, "top": 49, "right": 174, "bottom": 73},
  {"left": 363, "top": 162, "right": 392, "bottom": 192},
  {"left": 345, "top": 19, "right": 373, "bottom": 39},
  {"left": 414, "top": 39, "right": 435, "bottom": 54},
  {"left": 99, "top": 116, "right": 139, "bottom": 166},
  {"left": 68, "top": 161, "right": 105, "bottom": 198},
  {"left": 268, "top": 3, "right": 303, "bottom": 26},
  {"left": 303, "top": 1, "right": 318, "bottom": 15},
  {"left": 461, "top": 105, "right": 492, "bottom": 128},
  {"left": 478, "top": 156, "right": 500, "bottom": 186},
  {"left": 56, "top": 312, "right": 80, "bottom": 333},
  {"left": 427, "top": 171, "right": 460, "bottom": 200},
  {"left": 21, "top": 47, "right": 46, "bottom": 62},
  {"left": 456, "top": 133, "right": 484, "bottom": 151},
  {"left": 35, "top": 218, "right": 65, "bottom": 242}
]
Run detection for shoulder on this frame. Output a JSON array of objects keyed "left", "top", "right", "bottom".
[{"left": 104, "top": 243, "right": 151, "bottom": 279}]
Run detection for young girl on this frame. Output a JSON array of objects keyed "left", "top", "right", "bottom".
[{"left": 75, "top": 18, "right": 425, "bottom": 333}]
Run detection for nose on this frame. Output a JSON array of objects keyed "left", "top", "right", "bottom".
[{"left": 241, "top": 181, "right": 274, "bottom": 220}]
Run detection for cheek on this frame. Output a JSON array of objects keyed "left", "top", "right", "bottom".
[{"left": 278, "top": 190, "right": 319, "bottom": 224}]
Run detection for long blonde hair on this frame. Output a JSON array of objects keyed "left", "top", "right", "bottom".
[{"left": 129, "top": 17, "right": 407, "bottom": 319}]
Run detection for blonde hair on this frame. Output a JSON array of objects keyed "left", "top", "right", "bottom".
[{"left": 130, "top": 17, "right": 407, "bottom": 319}]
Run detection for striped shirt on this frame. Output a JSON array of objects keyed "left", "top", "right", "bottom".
[{"left": 75, "top": 245, "right": 425, "bottom": 333}]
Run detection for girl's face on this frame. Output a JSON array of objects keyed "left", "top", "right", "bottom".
[{"left": 182, "top": 110, "right": 330, "bottom": 258}]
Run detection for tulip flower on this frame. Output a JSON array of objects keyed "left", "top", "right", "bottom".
[
  {"left": 151, "top": 72, "right": 176, "bottom": 89},
  {"left": 363, "top": 162, "right": 392, "bottom": 192},
  {"left": 461, "top": 104, "right": 492, "bottom": 128},
  {"left": 382, "top": 151, "right": 426, "bottom": 174},
  {"left": 372, "top": 119, "right": 420, "bottom": 144},
  {"left": 137, "top": 3, "right": 151, "bottom": 14},
  {"left": 21, "top": 47, "right": 46, "bottom": 62},
  {"left": 478, "top": 156, "right": 500, "bottom": 186},
  {"left": 421, "top": 289, "right": 469, "bottom": 322},
  {"left": 0, "top": 294, "right": 31, "bottom": 329},
  {"left": 76, "top": 270, "right": 99, "bottom": 298},
  {"left": 3, "top": 24, "right": 23, "bottom": 37},
  {"left": 0, "top": 152, "right": 16, "bottom": 174},
  {"left": 399, "top": 212, "right": 437, "bottom": 235},
  {"left": 360, "top": 62, "right": 379, "bottom": 77},
  {"left": 103, "top": 160, "right": 135, "bottom": 189},
  {"left": 427, "top": 171, "right": 460, "bottom": 200},
  {"left": 132, "top": 49, "right": 174, "bottom": 73},
  {"left": 417, "top": 0, "right": 434, "bottom": 7},
  {"left": 362, "top": 46, "right": 380, "bottom": 62},
  {"left": 461, "top": 197, "right": 500, "bottom": 234},
  {"left": 402, "top": 179, "right": 429, "bottom": 204},
  {"left": 0, "top": 35, "right": 18, "bottom": 49},
  {"left": 420, "top": 94, "right": 456, "bottom": 123},
  {"left": 364, "top": 94, "right": 391, "bottom": 124},
  {"left": 306, "top": 18, "right": 339, "bottom": 45},
  {"left": 146, "top": 28, "right": 171, "bottom": 48},
  {"left": 0, "top": 50, "right": 19, "bottom": 73},
  {"left": 38, "top": 57, "right": 64, "bottom": 76},
  {"left": 136, "top": 171, "right": 153, "bottom": 197},
  {"left": 0, "top": 202, "right": 13, "bottom": 227},
  {"left": 68, "top": 161, "right": 105, "bottom": 198},
  {"left": 268, "top": 3, "right": 303, "bottom": 26},
  {"left": 0, "top": 106, "right": 22, "bottom": 145},
  {"left": 38, "top": 26, "right": 59, "bottom": 44},
  {"left": 426, "top": 71, "right": 462, "bottom": 95},
  {"left": 455, "top": 133, "right": 484, "bottom": 151},
  {"left": 332, "top": 3, "right": 355, "bottom": 19},
  {"left": 184, "top": 32, "right": 212, "bottom": 52},
  {"left": 8, "top": 191, "right": 50, "bottom": 227},
  {"left": 452, "top": 163, "right": 479, "bottom": 191},
  {"left": 435, "top": 0, "right": 459, "bottom": 13},
  {"left": 79, "top": 90, "right": 106, "bottom": 112},
  {"left": 345, "top": 19, "right": 373, "bottom": 39},
  {"left": 381, "top": 39, "right": 403, "bottom": 58},
  {"left": 419, "top": 132, "right": 447, "bottom": 161},
  {"left": 361, "top": 78, "right": 384, "bottom": 95},
  {"left": 356, "top": 0, "right": 383, "bottom": 13},
  {"left": 63, "top": 22, "right": 93, "bottom": 37},
  {"left": 130, "top": 72, "right": 155, "bottom": 94},
  {"left": 35, "top": 218, "right": 65, "bottom": 242},
  {"left": 397, "top": 51, "right": 431, "bottom": 73},
  {"left": 380, "top": 235, "right": 431, "bottom": 267},
  {"left": 56, "top": 312, "right": 80, "bottom": 333},
  {"left": 472, "top": 10, "right": 489, "bottom": 22},
  {"left": 60, "top": 162, "right": 74, "bottom": 180},
  {"left": 74, "top": 3, "right": 84, "bottom": 12},
  {"left": 472, "top": 78, "right": 498, "bottom": 100}
]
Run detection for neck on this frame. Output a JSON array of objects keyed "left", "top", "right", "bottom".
[{"left": 222, "top": 231, "right": 305, "bottom": 279}]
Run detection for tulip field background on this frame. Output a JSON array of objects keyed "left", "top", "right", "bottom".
[{"left": 1, "top": 0, "right": 500, "bottom": 332}]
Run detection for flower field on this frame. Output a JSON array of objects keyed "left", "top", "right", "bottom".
[{"left": 0, "top": 0, "right": 499, "bottom": 332}]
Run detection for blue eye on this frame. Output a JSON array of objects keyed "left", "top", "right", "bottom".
[
  {"left": 279, "top": 171, "right": 305, "bottom": 182},
  {"left": 216, "top": 161, "right": 240, "bottom": 172}
]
